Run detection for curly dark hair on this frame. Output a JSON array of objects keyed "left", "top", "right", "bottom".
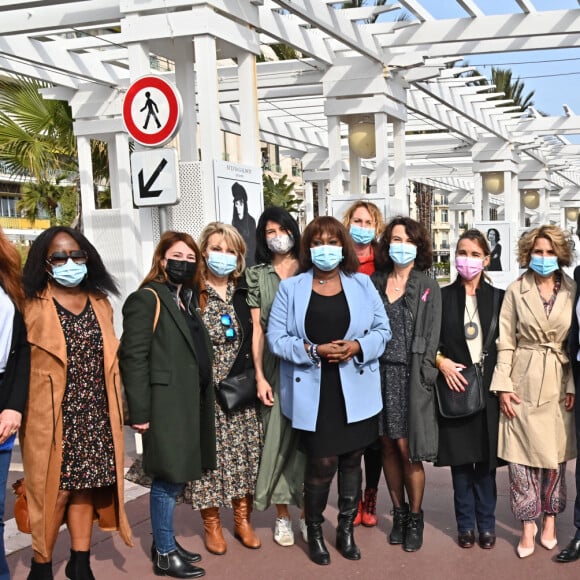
[
  {"left": 23, "top": 226, "right": 119, "bottom": 299},
  {"left": 299, "top": 216, "right": 359, "bottom": 274},
  {"left": 376, "top": 216, "right": 433, "bottom": 272},
  {"left": 255, "top": 206, "right": 301, "bottom": 264}
]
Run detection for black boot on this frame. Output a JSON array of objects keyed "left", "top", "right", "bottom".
[
  {"left": 335, "top": 469, "right": 362, "bottom": 560},
  {"left": 304, "top": 483, "right": 331, "bottom": 566},
  {"left": 151, "top": 537, "right": 202, "bottom": 563},
  {"left": 64, "top": 550, "right": 95, "bottom": 580},
  {"left": 389, "top": 503, "right": 409, "bottom": 545},
  {"left": 153, "top": 549, "right": 205, "bottom": 578},
  {"left": 404, "top": 510, "right": 425, "bottom": 552},
  {"left": 27, "top": 560, "right": 53, "bottom": 580}
]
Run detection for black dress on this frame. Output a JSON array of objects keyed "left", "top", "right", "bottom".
[{"left": 301, "top": 290, "right": 378, "bottom": 458}]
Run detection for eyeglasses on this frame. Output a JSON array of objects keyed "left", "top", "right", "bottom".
[
  {"left": 46, "top": 250, "right": 88, "bottom": 267},
  {"left": 220, "top": 313, "right": 236, "bottom": 341}
]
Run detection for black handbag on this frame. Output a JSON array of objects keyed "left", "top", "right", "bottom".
[
  {"left": 436, "top": 289, "right": 500, "bottom": 419},
  {"left": 217, "top": 368, "right": 257, "bottom": 412}
]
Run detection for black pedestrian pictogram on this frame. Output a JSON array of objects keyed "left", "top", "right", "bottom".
[{"left": 140, "top": 91, "right": 161, "bottom": 130}]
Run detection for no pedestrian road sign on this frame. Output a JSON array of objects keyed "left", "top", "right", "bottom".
[
  {"left": 131, "top": 148, "right": 180, "bottom": 207},
  {"left": 123, "top": 75, "right": 183, "bottom": 147}
]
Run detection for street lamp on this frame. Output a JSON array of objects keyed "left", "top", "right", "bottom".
[
  {"left": 522, "top": 189, "right": 540, "bottom": 210},
  {"left": 566, "top": 207, "right": 579, "bottom": 222},
  {"left": 348, "top": 122, "right": 376, "bottom": 159},
  {"left": 482, "top": 172, "right": 504, "bottom": 195}
]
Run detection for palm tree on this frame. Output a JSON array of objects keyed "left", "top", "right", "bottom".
[
  {"left": 0, "top": 75, "right": 112, "bottom": 225},
  {"left": 263, "top": 174, "right": 301, "bottom": 213},
  {"left": 488, "top": 67, "right": 534, "bottom": 110}
]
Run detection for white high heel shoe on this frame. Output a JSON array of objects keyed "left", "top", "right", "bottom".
[
  {"left": 517, "top": 521, "right": 537, "bottom": 558},
  {"left": 540, "top": 514, "right": 558, "bottom": 550}
]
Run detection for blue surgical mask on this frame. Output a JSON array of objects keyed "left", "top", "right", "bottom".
[
  {"left": 389, "top": 243, "right": 417, "bottom": 266},
  {"left": 207, "top": 251, "right": 237, "bottom": 277},
  {"left": 350, "top": 225, "right": 375, "bottom": 246},
  {"left": 529, "top": 255, "right": 559, "bottom": 277},
  {"left": 310, "top": 245, "right": 343, "bottom": 272},
  {"left": 50, "top": 259, "right": 87, "bottom": 288}
]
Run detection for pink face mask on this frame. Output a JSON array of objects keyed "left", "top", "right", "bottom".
[{"left": 455, "top": 256, "right": 485, "bottom": 280}]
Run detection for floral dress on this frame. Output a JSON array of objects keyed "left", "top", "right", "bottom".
[
  {"left": 56, "top": 300, "right": 116, "bottom": 490},
  {"left": 182, "top": 281, "right": 262, "bottom": 508}
]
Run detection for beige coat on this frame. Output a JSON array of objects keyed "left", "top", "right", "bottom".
[
  {"left": 490, "top": 270, "right": 577, "bottom": 469},
  {"left": 21, "top": 287, "right": 132, "bottom": 557}
]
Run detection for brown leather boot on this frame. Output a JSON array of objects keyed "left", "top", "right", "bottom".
[
  {"left": 200, "top": 507, "right": 227, "bottom": 555},
  {"left": 232, "top": 495, "right": 261, "bottom": 549}
]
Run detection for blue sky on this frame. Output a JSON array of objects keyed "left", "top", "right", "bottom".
[{"left": 380, "top": 0, "right": 580, "bottom": 118}]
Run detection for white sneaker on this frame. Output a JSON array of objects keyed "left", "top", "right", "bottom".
[
  {"left": 299, "top": 517, "right": 308, "bottom": 543},
  {"left": 274, "top": 517, "right": 295, "bottom": 547}
]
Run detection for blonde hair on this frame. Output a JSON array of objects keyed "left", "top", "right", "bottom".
[
  {"left": 198, "top": 222, "right": 246, "bottom": 280},
  {"left": 341, "top": 201, "right": 385, "bottom": 237},
  {"left": 518, "top": 224, "right": 573, "bottom": 268}
]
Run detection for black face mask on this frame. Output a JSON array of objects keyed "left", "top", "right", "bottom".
[{"left": 165, "top": 259, "right": 197, "bottom": 284}]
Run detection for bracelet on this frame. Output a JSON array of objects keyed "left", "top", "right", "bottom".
[
  {"left": 308, "top": 343, "right": 321, "bottom": 366},
  {"left": 435, "top": 351, "right": 445, "bottom": 369}
]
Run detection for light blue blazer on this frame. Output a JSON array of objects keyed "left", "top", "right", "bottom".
[{"left": 267, "top": 269, "right": 391, "bottom": 432}]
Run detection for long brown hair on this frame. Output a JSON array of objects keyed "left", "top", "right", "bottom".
[
  {"left": 140, "top": 231, "right": 201, "bottom": 289},
  {"left": 0, "top": 227, "right": 24, "bottom": 311}
]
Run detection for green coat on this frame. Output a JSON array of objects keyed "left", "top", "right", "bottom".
[{"left": 119, "top": 281, "right": 216, "bottom": 483}]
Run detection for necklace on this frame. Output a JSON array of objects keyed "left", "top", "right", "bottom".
[
  {"left": 317, "top": 274, "right": 339, "bottom": 285},
  {"left": 464, "top": 298, "right": 479, "bottom": 340},
  {"left": 390, "top": 274, "right": 408, "bottom": 292}
]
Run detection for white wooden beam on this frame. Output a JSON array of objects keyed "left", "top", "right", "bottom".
[
  {"left": 455, "top": 0, "right": 484, "bottom": 18},
  {"left": 397, "top": 0, "right": 434, "bottom": 22},
  {"left": 0, "top": 0, "right": 121, "bottom": 36},
  {"left": 272, "top": 0, "right": 383, "bottom": 63}
]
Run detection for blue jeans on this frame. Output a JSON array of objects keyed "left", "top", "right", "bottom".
[
  {"left": 451, "top": 463, "right": 497, "bottom": 533},
  {"left": 150, "top": 478, "right": 185, "bottom": 554},
  {"left": 0, "top": 450, "right": 12, "bottom": 580}
]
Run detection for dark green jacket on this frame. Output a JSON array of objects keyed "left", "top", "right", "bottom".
[
  {"left": 119, "top": 281, "right": 216, "bottom": 483},
  {"left": 372, "top": 268, "right": 442, "bottom": 462}
]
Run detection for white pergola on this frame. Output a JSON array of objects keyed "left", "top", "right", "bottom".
[{"left": 2, "top": 0, "right": 580, "bottom": 294}]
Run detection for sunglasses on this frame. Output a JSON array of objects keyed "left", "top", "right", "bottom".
[
  {"left": 220, "top": 313, "right": 236, "bottom": 341},
  {"left": 46, "top": 250, "right": 88, "bottom": 267}
]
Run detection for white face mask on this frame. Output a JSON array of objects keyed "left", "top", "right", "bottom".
[{"left": 266, "top": 234, "right": 294, "bottom": 255}]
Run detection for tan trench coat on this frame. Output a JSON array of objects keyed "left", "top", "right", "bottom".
[
  {"left": 490, "top": 270, "right": 577, "bottom": 469},
  {"left": 21, "top": 287, "right": 132, "bottom": 557}
]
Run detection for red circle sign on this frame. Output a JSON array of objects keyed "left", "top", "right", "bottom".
[{"left": 123, "top": 75, "right": 182, "bottom": 147}]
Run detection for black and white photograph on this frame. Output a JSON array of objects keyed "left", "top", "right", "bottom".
[{"left": 214, "top": 160, "right": 263, "bottom": 267}]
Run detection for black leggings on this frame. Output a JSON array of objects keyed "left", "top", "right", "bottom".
[{"left": 305, "top": 449, "right": 365, "bottom": 487}]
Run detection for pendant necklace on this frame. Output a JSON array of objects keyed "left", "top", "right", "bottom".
[
  {"left": 464, "top": 299, "right": 479, "bottom": 340},
  {"left": 317, "top": 274, "right": 339, "bottom": 285}
]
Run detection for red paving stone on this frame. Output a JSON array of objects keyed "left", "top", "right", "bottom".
[{"left": 7, "top": 461, "right": 579, "bottom": 579}]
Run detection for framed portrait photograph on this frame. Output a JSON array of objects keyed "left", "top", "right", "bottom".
[
  {"left": 213, "top": 160, "right": 263, "bottom": 266},
  {"left": 474, "top": 221, "right": 512, "bottom": 288}
]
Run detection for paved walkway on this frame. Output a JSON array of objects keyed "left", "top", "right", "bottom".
[{"left": 5, "top": 450, "right": 579, "bottom": 579}]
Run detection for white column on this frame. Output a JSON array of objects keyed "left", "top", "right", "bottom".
[
  {"left": 349, "top": 149, "right": 361, "bottom": 196},
  {"left": 304, "top": 181, "right": 314, "bottom": 223},
  {"left": 538, "top": 187, "right": 549, "bottom": 224},
  {"left": 317, "top": 181, "right": 327, "bottom": 215},
  {"left": 238, "top": 51, "right": 260, "bottom": 167},
  {"left": 77, "top": 136, "right": 95, "bottom": 232},
  {"left": 392, "top": 118, "right": 407, "bottom": 214},
  {"left": 375, "top": 112, "right": 389, "bottom": 212},
  {"left": 473, "top": 174, "right": 483, "bottom": 222},
  {"left": 194, "top": 35, "right": 221, "bottom": 222},
  {"left": 328, "top": 116, "right": 342, "bottom": 197},
  {"left": 174, "top": 37, "right": 198, "bottom": 162}
]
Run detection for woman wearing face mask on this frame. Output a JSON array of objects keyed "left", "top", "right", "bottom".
[
  {"left": 435, "top": 230, "right": 504, "bottom": 550},
  {"left": 181, "top": 222, "right": 262, "bottom": 556},
  {"left": 371, "top": 216, "right": 441, "bottom": 553},
  {"left": 21, "top": 226, "right": 132, "bottom": 580},
  {"left": 267, "top": 216, "right": 391, "bottom": 565},
  {"left": 341, "top": 201, "right": 385, "bottom": 527},
  {"left": 119, "top": 231, "right": 214, "bottom": 578},
  {"left": 246, "top": 207, "right": 306, "bottom": 547},
  {"left": 490, "top": 224, "right": 576, "bottom": 558}
]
